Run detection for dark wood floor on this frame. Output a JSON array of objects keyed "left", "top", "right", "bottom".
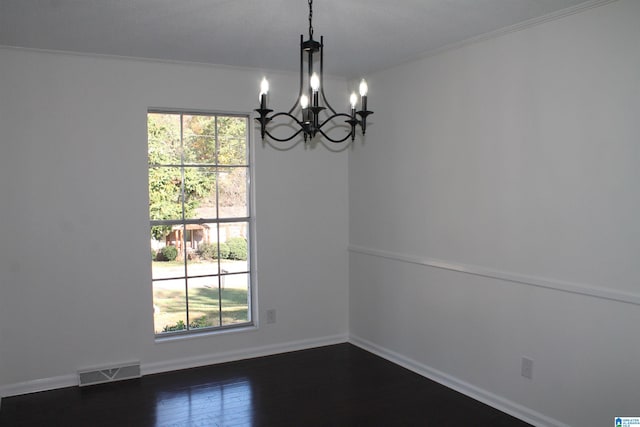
[{"left": 0, "top": 343, "right": 531, "bottom": 426}]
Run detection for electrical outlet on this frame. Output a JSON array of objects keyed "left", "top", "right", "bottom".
[
  {"left": 266, "top": 309, "right": 276, "bottom": 324},
  {"left": 521, "top": 357, "right": 533, "bottom": 379}
]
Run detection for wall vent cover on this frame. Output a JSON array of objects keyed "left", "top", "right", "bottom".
[{"left": 78, "top": 362, "right": 141, "bottom": 387}]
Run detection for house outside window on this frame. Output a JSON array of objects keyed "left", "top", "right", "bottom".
[{"left": 148, "top": 110, "right": 253, "bottom": 335}]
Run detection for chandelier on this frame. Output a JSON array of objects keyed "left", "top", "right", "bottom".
[{"left": 255, "top": 0, "right": 373, "bottom": 144}]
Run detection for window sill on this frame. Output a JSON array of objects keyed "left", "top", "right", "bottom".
[{"left": 154, "top": 323, "right": 257, "bottom": 344}]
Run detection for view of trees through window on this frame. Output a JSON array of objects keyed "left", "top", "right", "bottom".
[{"left": 148, "top": 111, "right": 252, "bottom": 335}]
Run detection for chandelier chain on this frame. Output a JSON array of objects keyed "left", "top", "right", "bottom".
[{"left": 308, "top": 0, "right": 314, "bottom": 39}]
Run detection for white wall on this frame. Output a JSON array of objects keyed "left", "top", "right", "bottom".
[
  {"left": 2, "top": 1, "right": 639, "bottom": 424},
  {"left": 349, "top": 1, "right": 640, "bottom": 426},
  {"left": 0, "top": 48, "right": 349, "bottom": 391}
]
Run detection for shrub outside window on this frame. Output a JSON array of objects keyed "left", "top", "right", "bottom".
[{"left": 148, "top": 111, "right": 252, "bottom": 335}]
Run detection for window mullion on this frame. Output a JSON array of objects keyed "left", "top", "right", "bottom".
[
  {"left": 180, "top": 113, "right": 191, "bottom": 330},
  {"left": 215, "top": 115, "right": 223, "bottom": 327}
]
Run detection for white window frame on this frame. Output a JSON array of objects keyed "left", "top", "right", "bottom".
[{"left": 148, "top": 109, "right": 255, "bottom": 338}]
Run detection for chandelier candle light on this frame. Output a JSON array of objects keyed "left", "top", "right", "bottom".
[{"left": 255, "top": 0, "right": 373, "bottom": 143}]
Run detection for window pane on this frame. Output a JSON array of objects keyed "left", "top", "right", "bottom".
[
  {"left": 184, "top": 136, "right": 216, "bottom": 164},
  {"left": 183, "top": 115, "right": 216, "bottom": 164},
  {"left": 218, "top": 167, "right": 248, "bottom": 218},
  {"left": 188, "top": 275, "right": 221, "bottom": 329},
  {"left": 149, "top": 167, "right": 184, "bottom": 221},
  {"left": 184, "top": 168, "right": 217, "bottom": 220},
  {"left": 218, "top": 116, "right": 247, "bottom": 165},
  {"left": 219, "top": 222, "right": 249, "bottom": 273},
  {"left": 153, "top": 279, "right": 187, "bottom": 334},
  {"left": 221, "top": 273, "right": 250, "bottom": 326},
  {"left": 184, "top": 115, "right": 216, "bottom": 138},
  {"left": 148, "top": 113, "right": 181, "bottom": 165},
  {"left": 151, "top": 226, "right": 184, "bottom": 280},
  {"left": 186, "top": 223, "right": 220, "bottom": 277}
]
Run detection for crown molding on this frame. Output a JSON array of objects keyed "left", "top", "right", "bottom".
[{"left": 379, "top": 0, "right": 619, "bottom": 75}]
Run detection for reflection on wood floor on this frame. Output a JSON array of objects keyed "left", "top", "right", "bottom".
[{"left": 0, "top": 343, "right": 531, "bottom": 426}]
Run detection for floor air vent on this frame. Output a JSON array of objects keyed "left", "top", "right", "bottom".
[{"left": 78, "top": 362, "right": 141, "bottom": 386}]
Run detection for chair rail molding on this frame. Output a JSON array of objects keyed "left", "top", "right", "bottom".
[{"left": 348, "top": 245, "right": 640, "bottom": 306}]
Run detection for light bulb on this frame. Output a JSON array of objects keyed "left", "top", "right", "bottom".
[
  {"left": 310, "top": 73, "right": 320, "bottom": 92},
  {"left": 300, "top": 94, "right": 309, "bottom": 109},
  {"left": 260, "top": 77, "right": 269, "bottom": 96},
  {"left": 359, "top": 79, "right": 368, "bottom": 97},
  {"left": 350, "top": 92, "right": 358, "bottom": 109}
]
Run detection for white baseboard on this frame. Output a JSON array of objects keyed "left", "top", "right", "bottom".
[
  {"left": 0, "top": 334, "right": 348, "bottom": 399},
  {"left": 349, "top": 334, "right": 570, "bottom": 427},
  {"left": 0, "top": 373, "right": 78, "bottom": 399},
  {"left": 142, "top": 333, "right": 348, "bottom": 376}
]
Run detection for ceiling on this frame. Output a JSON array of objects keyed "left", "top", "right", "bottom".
[{"left": 0, "top": 0, "right": 606, "bottom": 78}]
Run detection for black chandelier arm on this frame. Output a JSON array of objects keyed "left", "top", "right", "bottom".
[
  {"left": 320, "top": 88, "right": 338, "bottom": 116},
  {"left": 263, "top": 128, "right": 305, "bottom": 142},
  {"left": 318, "top": 35, "right": 339, "bottom": 116},
  {"left": 319, "top": 112, "right": 361, "bottom": 141},
  {"left": 255, "top": 111, "right": 307, "bottom": 142},
  {"left": 288, "top": 34, "right": 306, "bottom": 115},
  {"left": 316, "top": 127, "right": 354, "bottom": 144},
  {"left": 318, "top": 112, "right": 353, "bottom": 129},
  {"left": 269, "top": 111, "right": 307, "bottom": 127}
]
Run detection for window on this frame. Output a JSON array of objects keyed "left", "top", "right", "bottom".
[{"left": 148, "top": 111, "right": 252, "bottom": 335}]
